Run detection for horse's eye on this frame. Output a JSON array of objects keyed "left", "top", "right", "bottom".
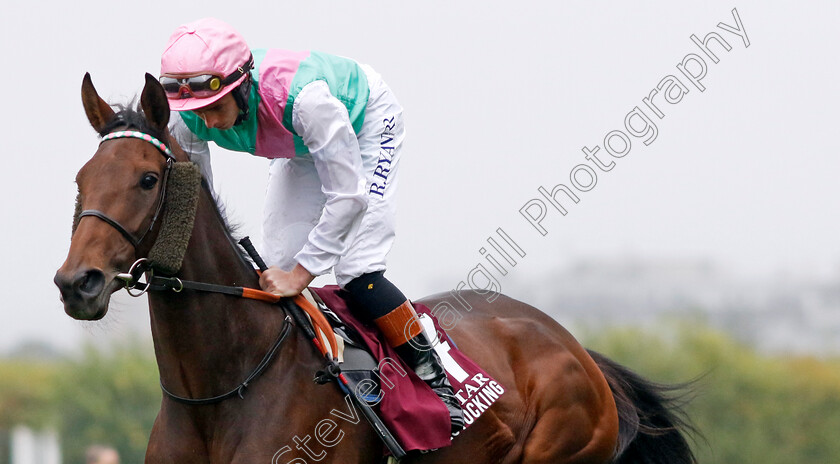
[{"left": 140, "top": 173, "right": 159, "bottom": 190}]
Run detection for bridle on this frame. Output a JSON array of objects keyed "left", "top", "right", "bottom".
[
  {"left": 75, "top": 128, "right": 303, "bottom": 405},
  {"left": 77, "top": 130, "right": 175, "bottom": 249}
]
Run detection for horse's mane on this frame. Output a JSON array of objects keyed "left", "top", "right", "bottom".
[
  {"left": 204, "top": 180, "right": 252, "bottom": 266},
  {"left": 205, "top": 181, "right": 246, "bottom": 244}
]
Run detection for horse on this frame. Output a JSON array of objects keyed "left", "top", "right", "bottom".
[{"left": 54, "top": 73, "right": 696, "bottom": 464}]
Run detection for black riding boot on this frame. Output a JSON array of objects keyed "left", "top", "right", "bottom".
[{"left": 394, "top": 332, "right": 465, "bottom": 436}]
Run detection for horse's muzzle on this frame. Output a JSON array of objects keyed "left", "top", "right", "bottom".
[{"left": 54, "top": 268, "right": 109, "bottom": 320}]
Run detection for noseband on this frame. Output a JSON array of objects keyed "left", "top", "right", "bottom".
[{"left": 78, "top": 131, "right": 175, "bottom": 248}]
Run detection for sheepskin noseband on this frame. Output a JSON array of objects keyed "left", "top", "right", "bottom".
[{"left": 147, "top": 161, "right": 202, "bottom": 274}]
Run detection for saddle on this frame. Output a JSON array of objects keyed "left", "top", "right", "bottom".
[
  {"left": 298, "top": 288, "right": 381, "bottom": 396},
  {"left": 293, "top": 286, "right": 505, "bottom": 454}
]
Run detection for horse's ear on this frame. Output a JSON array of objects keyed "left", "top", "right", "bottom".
[
  {"left": 141, "top": 73, "right": 170, "bottom": 133},
  {"left": 81, "top": 73, "right": 116, "bottom": 134}
]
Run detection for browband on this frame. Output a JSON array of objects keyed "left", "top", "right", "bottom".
[{"left": 101, "top": 130, "right": 174, "bottom": 161}]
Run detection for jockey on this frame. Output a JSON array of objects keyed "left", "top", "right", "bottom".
[{"left": 160, "top": 18, "right": 464, "bottom": 434}]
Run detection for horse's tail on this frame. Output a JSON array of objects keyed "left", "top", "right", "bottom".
[{"left": 587, "top": 349, "right": 698, "bottom": 464}]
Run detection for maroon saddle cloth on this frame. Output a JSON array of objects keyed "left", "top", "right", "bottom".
[{"left": 310, "top": 286, "right": 506, "bottom": 452}]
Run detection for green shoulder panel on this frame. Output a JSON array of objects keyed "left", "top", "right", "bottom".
[{"left": 282, "top": 51, "right": 370, "bottom": 139}]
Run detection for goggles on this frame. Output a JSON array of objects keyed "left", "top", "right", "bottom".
[{"left": 160, "top": 55, "right": 254, "bottom": 100}]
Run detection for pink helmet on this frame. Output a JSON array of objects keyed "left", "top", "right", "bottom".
[{"left": 160, "top": 18, "right": 252, "bottom": 111}]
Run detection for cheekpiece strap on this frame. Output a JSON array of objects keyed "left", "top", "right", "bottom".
[{"left": 101, "top": 130, "right": 174, "bottom": 161}]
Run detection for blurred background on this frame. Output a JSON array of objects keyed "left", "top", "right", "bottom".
[{"left": 2, "top": 1, "right": 839, "bottom": 462}]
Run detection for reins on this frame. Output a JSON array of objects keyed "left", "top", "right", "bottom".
[
  {"left": 116, "top": 255, "right": 339, "bottom": 356},
  {"left": 115, "top": 257, "right": 285, "bottom": 304},
  {"left": 119, "top": 244, "right": 407, "bottom": 456},
  {"left": 112, "top": 254, "right": 302, "bottom": 406},
  {"left": 117, "top": 255, "right": 340, "bottom": 407}
]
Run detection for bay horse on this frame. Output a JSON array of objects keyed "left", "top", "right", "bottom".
[{"left": 54, "top": 73, "right": 696, "bottom": 464}]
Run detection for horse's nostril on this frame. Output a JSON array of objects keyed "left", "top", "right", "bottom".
[{"left": 77, "top": 269, "right": 105, "bottom": 297}]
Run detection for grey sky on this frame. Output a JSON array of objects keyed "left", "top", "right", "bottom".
[{"left": 1, "top": 1, "right": 838, "bottom": 351}]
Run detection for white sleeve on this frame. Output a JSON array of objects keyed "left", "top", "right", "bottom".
[
  {"left": 168, "top": 111, "right": 214, "bottom": 187},
  {"left": 290, "top": 80, "right": 368, "bottom": 276}
]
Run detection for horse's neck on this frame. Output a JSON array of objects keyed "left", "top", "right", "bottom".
[
  {"left": 148, "top": 185, "right": 287, "bottom": 399},
  {"left": 144, "top": 181, "right": 382, "bottom": 459}
]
